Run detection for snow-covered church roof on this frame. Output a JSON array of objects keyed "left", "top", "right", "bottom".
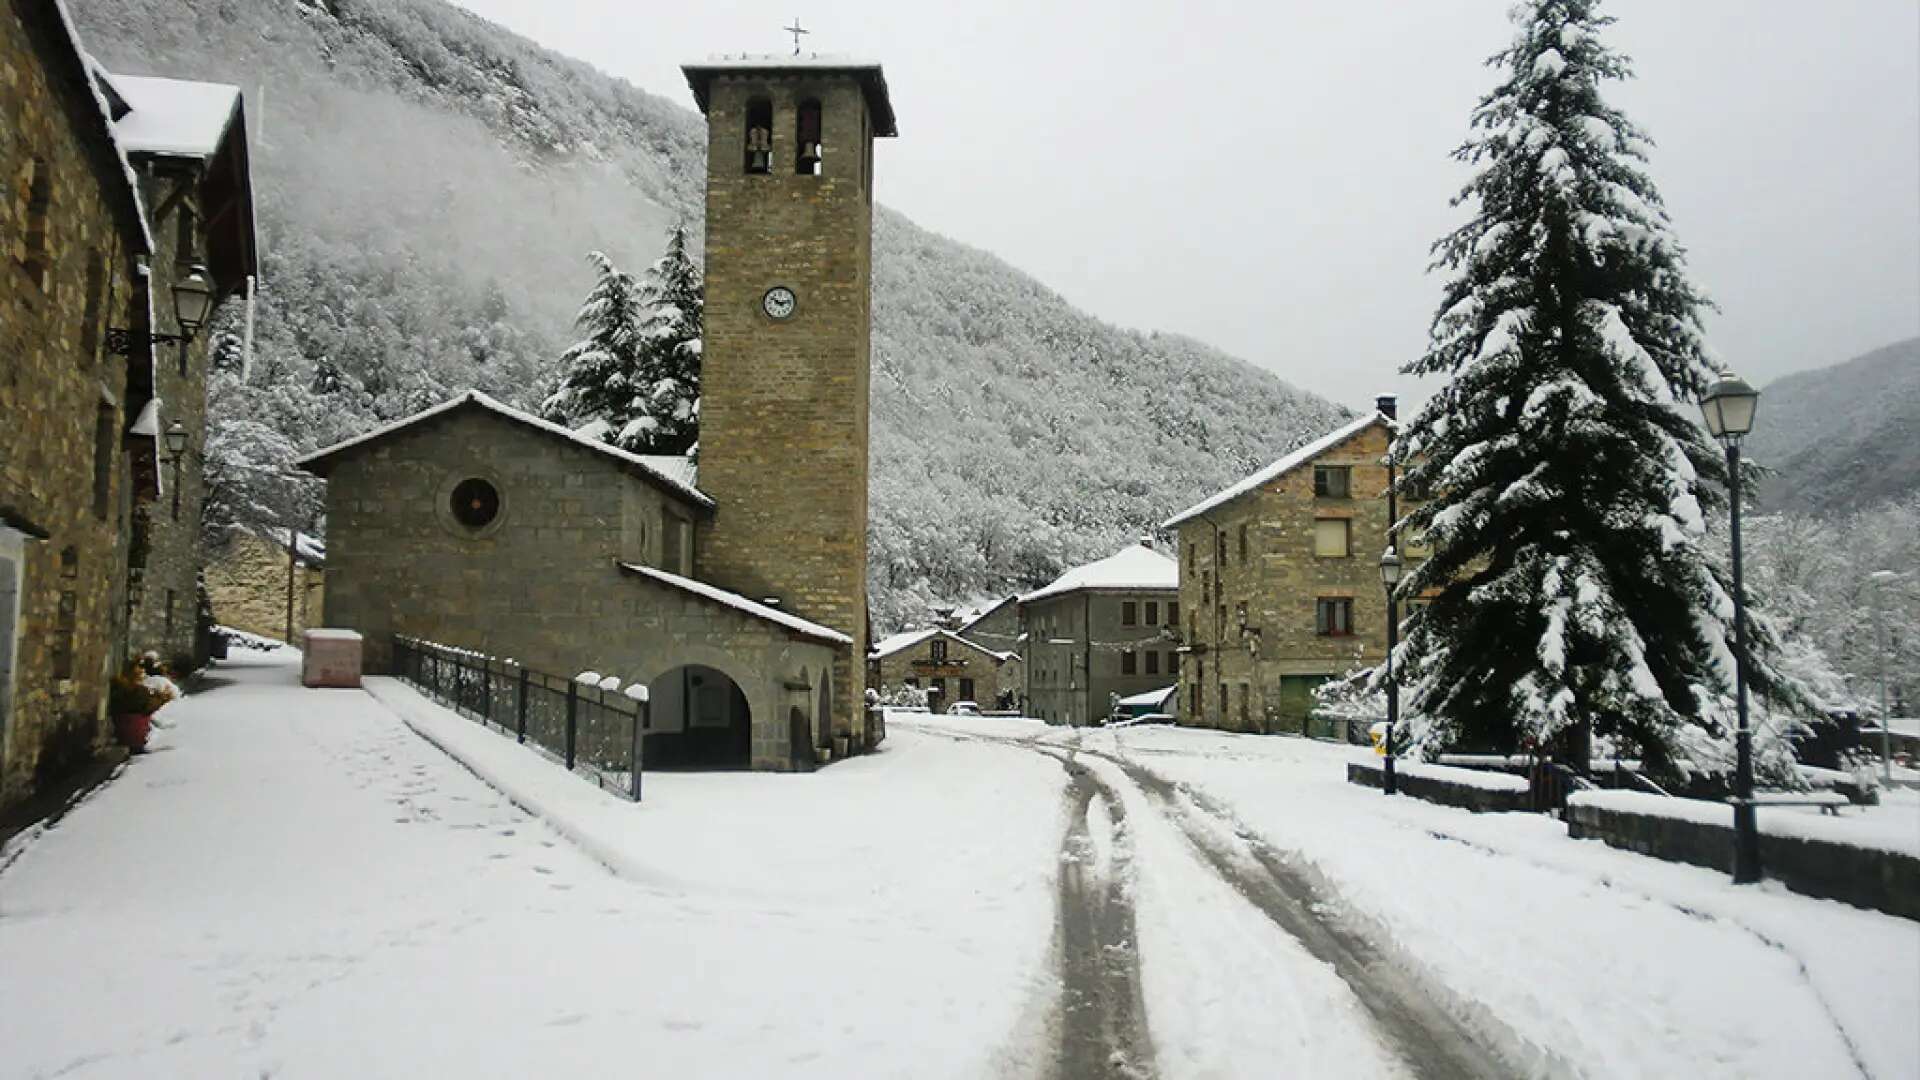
[
  {"left": 1162, "top": 411, "right": 1390, "bottom": 529},
  {"left": 1020, "top": 543, "right": 1177, "bottom": 606},
  {"left": 296, "top": 390, "right": 714, "bottom": 510},
  {"left": 681, "top": 54, "right": 897, "bottom": 137},
  {"left": 870, "top": 626, "right": 1016, "bottom": 662},
  {"left": 618, "top": 563, "right": 849, "bottom": 646},
  {"left": 102, "top": 73, "right": 241, "bottom": 159}
]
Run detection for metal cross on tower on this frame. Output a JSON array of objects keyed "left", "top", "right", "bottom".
[{"left": 784, "top": 18, "right": 809, "bottom": 55}]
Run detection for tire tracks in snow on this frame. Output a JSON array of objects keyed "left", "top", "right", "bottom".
[{"left": 913, "top": 722, "right": 1521, "bottom": 1080}]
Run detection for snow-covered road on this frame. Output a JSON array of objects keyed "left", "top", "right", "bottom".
[{"left": 2, "top": 656, "right": 1913, "bottom": 1079}]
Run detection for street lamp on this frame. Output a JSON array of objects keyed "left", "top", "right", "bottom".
[
  {"left": 163, "top": 421, "right": 189, "bottom": 520},
  {"left": 108, "top": 264, "right": 217, "bottom": 357},
  {"left": 1380, "top": 548, "right": 1404, "bottom": 796},
  {"left": 1700, "top": 368, "right": 1762, "bottom": 884},
  {"left": 1869, "top": 570, "right": 1901, "bottom": 781}
]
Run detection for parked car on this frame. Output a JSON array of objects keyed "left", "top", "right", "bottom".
[{"left": 946, "top": 700, "right": 981, "bottom": 716}]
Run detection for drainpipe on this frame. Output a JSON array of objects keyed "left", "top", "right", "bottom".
[{"left": 1083, "top": 591, "right": 1092, "bottom": 726}]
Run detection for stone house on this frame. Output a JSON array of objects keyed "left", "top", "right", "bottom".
[
  {"left": 953, "top": 595, "right": 1021, "bottom": 657},
  {"left": 1163, "top": 401, "right": 1427, "bottom": 733},
  {"left": 99, "top": 69, "right": 256, "bottom": 669},
  {"left": 869, "top": 627, "right": 1019, "bottom": 711},
  {"left": 1021, "top": 542, "right": 1180, "bottom": 726},
  {"left": 301, "top": 393, "right": 853, "bottom": 770},
  {"left": 205, "top": 527, "right": 323, "bottom": 643},
  {"left": 1, "top": 0, "right": 158, "bottom": 810}
]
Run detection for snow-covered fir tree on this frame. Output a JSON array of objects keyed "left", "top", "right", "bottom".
[
  {"left": 541, "top": 251, "right": 650, "bottom": 441},
  {"left": 628, "top": 224, "right": 703, "bottom": 456},
  {"left": 541, "top": 227, "right": 703, "bottom": 456},
  {"left": 1391, "top": 0, "right": 1809, "bottom": 780}
]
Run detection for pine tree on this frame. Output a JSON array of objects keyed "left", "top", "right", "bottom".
[
  {"left": 541, "top": 228, "right": 703, "bottom": 456},
  {"left": 621, "top": 224, "right": 703, "bottom": 456},
  {"left": 1393, "top": 0, "right": 1808, "bottom": 781},
  {"left": 541, "top": 250, "right": 649, "bottom": 437}
]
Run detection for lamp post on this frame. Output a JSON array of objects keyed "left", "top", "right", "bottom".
[
  {"left": 162, "top": 420, "right": 189, "bottom": 522},
  {"left": 1869, "top": 570, "right": 1900, "bottom": 781},
  {"left": 1380, "top": 548, "right": 1404, "bottom": 795},
  {"left": 1700, "top": 368, "right": 1763, "bottom": 885}
]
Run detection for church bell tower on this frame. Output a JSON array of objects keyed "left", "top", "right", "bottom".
[{"left": 682, "top": 55, "right": 897, "bottom": 749}]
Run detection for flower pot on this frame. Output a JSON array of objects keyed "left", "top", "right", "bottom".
[
  {"left": 833, "top": 735, "right": 850, "bottom": 760},
  {"left": 114, "top": 712, "right": 152, "bottom": 753}
]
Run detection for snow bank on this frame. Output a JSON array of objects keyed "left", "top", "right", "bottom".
[
  {"left": 1569, "top": 788, "right": 1920, "bottom": 857},
  {"left": 1352, "top": 756, "right": 1530, "bottom": 792}
]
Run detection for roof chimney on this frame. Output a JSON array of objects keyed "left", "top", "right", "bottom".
[
  {"left": 1375, "top": 394, "right": 1398, "bottom": 421},
  {"left": 1139, "top": 535, "right": 1154, "bottom": 550}
]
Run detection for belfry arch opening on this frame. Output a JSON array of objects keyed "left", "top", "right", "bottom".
[
  {"left": 744, "top": 98, "right": 773, "bottom": 174},
  {"left": 646, "top": 664, "right": 751, "bottom": 768},
  {"left": 795, "top": 99, "right": 822, "bottom": 175}
]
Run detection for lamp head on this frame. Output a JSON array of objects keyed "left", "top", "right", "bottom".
[
  {"left": 1699, "top": 368, "right": 1760, "bottom": 444},
  {"left": 171, "top": 264, "right": 215, "bottom": 336},
  {"left": 164, "top": 420, "right": 189, "bottom": 457},
  {"left": 1379, "top": 548, "right": 1404, "bottom": 587}
]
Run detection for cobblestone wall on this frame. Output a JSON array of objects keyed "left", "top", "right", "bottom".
[{"left": 0, "top": 4, "right": 148, "bottom": 809}]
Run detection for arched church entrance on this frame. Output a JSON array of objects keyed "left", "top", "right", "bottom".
[{"left": 645, "top": 664, "right": 751, "bottom": 769}]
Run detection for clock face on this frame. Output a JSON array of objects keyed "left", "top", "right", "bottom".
[{"left": 762, "top": 286, "right": 797, "bottom": 320}]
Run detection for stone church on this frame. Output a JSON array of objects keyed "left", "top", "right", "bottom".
[{"left": 302, "top": 57, "right": 897, "bottom": 771}]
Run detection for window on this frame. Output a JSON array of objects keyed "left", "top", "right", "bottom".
[
  {"left": 20, "top": 158, "right": 50, "bottom": 286},
  {"left": 1121, "top": 601, "right": 1137, "bottom": 626},
  {"left": 1217, "top": 532, "right": 1227, "bottom": 563},
  {"left": 1316, "top": 598, "right": 1354, "bottom": 637},
  {"left": 1145, "top": 650, "right": 1159, "bottom": 676},
  {"left": 1314, "top": 518, "right": 1351, "bottom": 558},
  {"left": 1314, "top": 465, "right": 1351, "bottom": 499},
  {"left": 175, "top": 204, "right": 197, "bottom": 266},
  {"left": 796, "top": 99, "right": 823, "bottom": 174},
  {"left": 930, "top": 638, "right": 947, "bottom": 663},
  {"left": 744, "top": 98, "right": 773, "bottom": 173},
  {"left": 905, "top": 676, "right": 920, "bottom": 687},
  {"left": 1168, "top": 650, "right": 1179, "bottom": 673},
  {"left": 931, "top": 677, "right": 946, "bottom": 697},
  {"left": 1239, "top": 683, "right": 1249, "bottom": 727},
  {"left": 92, "top": 403, "right": 114, "bottom": 519},
  {"left": 80, "top": 254, "right": 104, "bottom": 362},
  {"left": 1144, "top": 601, "right": 1158, "bottom": 626},
  {"left": 1169, "top": 601, "right": 1179, "bottom": 627},
  {"left": 959, "top": 677, "right": 975, "bottom": 701},
  {"left": 1121, "top": 650, "right": 1136, "bottom": 675},
  {"left": 1201, "top": 571, "right": 1210, "bottom": 603},
  {"left": 1185, "top": 541, "right": 1194, "bottom": 575},
  {"left": 165, "top": 587, "right": 176, "bottom": 635},
  {"left": 449, "top": 477, "right": 501, "bottom": 529},
  {"left": 1238, "top": 523, "right": 1249, "bottom": 561}
]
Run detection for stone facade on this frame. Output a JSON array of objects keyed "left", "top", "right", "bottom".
[
  {"left": 307, "top": 399, "right": 846, "bottom": 770},
  {"left": 870, "top": 629, "right": 1019, "bottom": 711},
  {"left": 1172, "top": 415, "right": 1428, "bottom": 733},
  {"left": 690, "top": 65, "right": 890, "bottom": 749},
  {"left": 205, "top": 528, "right": 323, "bottom": 643},
  {"left": 956, "top": 596, "right": 1021, "bottom": 657},
  {"left": 123, "top": 176, "right": 216, "bottom": 667},
  {"left": 0, "top": 1, "right": 154, "bottom": 810},
  {"left": 1024, "top": 588, "right": 1181, "bottom": 727}
]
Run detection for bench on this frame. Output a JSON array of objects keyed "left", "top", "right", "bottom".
[{"left": 1742, "top": 791, "right": 1852, "bottom": 816}]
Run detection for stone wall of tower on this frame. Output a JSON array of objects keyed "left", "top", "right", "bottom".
[{"left": 695, "top": 75, "right": 873, "bottom": 740}]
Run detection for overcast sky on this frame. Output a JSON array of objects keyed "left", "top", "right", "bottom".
[{"left": 446, "top": 0, "right": 1919, "bottom": 412}]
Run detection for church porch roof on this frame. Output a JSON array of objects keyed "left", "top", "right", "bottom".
[{"left": 617, "top": 562, "right": 851, "bottom": 647}]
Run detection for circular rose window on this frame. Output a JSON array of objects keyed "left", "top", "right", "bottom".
[{"left": 449, "top": 477, "right": 501, "bottom": 529}]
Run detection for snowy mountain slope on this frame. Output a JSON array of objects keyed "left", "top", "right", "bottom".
[
  {"left": 73, "top": 0, "right": 1348, "bottom": 628},
  {"left": 1743, "top": 337, "right": 1920, "bottom": 515}
]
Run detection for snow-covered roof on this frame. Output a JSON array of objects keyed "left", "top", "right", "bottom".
[
  {"left": 682, "top": 55, "right": 897, "bottom": 137},
  {"left": 870, "top": 627, "right": 1015, "bottom": 663},
  {"left": 296, "top": 390, "right": 714, "bottom": 510},
  {"left": 634, "top": 453, "right": 698, "bottom": 492},
  {"left": 1019, "top": 543, "right": 1178, "bottom": 606},
  {"left": 105, "top": 73, "right": 241, "bottom": 159},
  {"left": 618, "top": 563, "right": 851, "bottom": 646},
  {"left": 1162, "top": 412, "right": 1387, "bottom": 529},
  {"left": 252, "top": 526, "right": 326, "bottom": 567},
  {"left": 47, "top": 0, "right": 152, "bottom": 255},
  {"left": 1117, "top": 685, "right": 1177, "bottom": 710},
  {"left": 956, "top": 595, "right": 1018, "bottom": 632}
]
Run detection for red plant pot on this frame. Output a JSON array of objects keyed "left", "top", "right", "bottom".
[{"left": 114, "top": 713, "right": 152, "bottom": 753}]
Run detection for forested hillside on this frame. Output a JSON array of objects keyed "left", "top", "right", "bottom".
[
  {"left": 74, "top": 0, "right": 1347, "bottom": 630},
  {"left": 1745, "top": 337, "right": 1920, "bottom": 515}
]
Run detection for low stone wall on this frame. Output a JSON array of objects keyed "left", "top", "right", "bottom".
[
  {"left": 1347, "top": 760, "right": 1531, "bottom": 814},
  {"left": 1566, "top": 799, "right": 1920, "bottom": 922}
]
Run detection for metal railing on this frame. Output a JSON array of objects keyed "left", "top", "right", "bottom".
[{"left": 391, "top": 634, "right": 649, "bottom": 801}]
